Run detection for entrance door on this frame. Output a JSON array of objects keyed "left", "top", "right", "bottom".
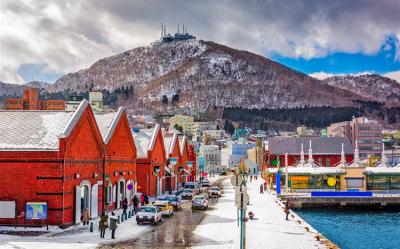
[
  {"left": 75, "top": 186, "right": 81, "bottom": 224},
  {"left": 117, "top": 181, "right": 125, "bottom": 208},
  {"left": 81, "top": 185, "right": 90, "bottom": 214},
  {"left": 91, "top": 184, "right": 98, "bottom": 218}
]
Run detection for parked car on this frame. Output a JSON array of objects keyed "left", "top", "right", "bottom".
[
  {"left": 181, "top": 189, "right": 194, "bottom": 199},
  {"left": 208, "top": 186, "right": 221, "bottom": 197},
  {"left": 153, "top": 200, "right": 174, "bottom": 217},
  {"left": 192, "top": 195, "right": 209, "bottom": 210},
  {"left": 167, "top": 195, "right": 182, "bottom": 210},
  {"left": 136, "top": 206, "right": 162, "bottom": 225},
  {"left": 201, "top": 181, "right": 211, "bottom": 187}
]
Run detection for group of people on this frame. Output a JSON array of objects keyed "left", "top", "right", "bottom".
[{"left": 81, "top": 193, "right": 151, "bottom": 239}]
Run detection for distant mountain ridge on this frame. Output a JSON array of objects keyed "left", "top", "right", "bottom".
[{"left": 1, "top": 40, "right": 399, "bottom": 114}]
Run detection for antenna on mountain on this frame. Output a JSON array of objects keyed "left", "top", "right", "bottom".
[
  {"left": 183, "top": 24, "right": 185, "bottom": 34},
  {"left": 177, "top": 24, "right": 180, "bottom": 34},
  {"left": 161, "top": 23, "right": 163, "bottom": 38}
]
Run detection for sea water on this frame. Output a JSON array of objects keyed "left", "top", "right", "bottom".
[{"left": 295, "top": 209, "right": 400, "bottom": 249}]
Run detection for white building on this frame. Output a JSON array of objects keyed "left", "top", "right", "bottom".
[{"left": 199, "top": 144, "right": 222, "bottom": 173}]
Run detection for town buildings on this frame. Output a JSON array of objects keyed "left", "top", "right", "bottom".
[
  {"left": 5, "top": 87, "right": 65, "bottom": 110},
  {"left": 169, "top": 115, "right": 194, "bottom": 134},
  {"left": 266, "top": 137, "right": 354, "bottom": 168},
  {"left": 328, "top": 117, "right": 383, "bottom": 159},
  {"left": 199, "top": 144, "right": 222, "bottom": 173}
]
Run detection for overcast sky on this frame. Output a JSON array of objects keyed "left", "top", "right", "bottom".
[{"left": 1, "top": 0, "right": 399, "bottom": 84}]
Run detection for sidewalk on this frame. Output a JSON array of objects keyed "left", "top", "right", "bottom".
[
  {"left": 192, "top": 177, "right": 328, "bottom": 249},
  {"left": 0, "top": 208, "right": 151, "bottom": 249}
]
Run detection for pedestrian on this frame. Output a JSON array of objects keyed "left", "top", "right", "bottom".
[
  {"left": 81, "top": 208, "right": 90, "bottom": 225},
  {"left": 250, "top": 175, "right": 253, "bottom": 182},
  {"left": 168, "top": 188, "right": 172, "bottom": 195},
  {"left": 284, "top": 199, "right": 291, "bottom": 221},
  {"left": 109, "top": 212, "right": 118, "bottom": 239},
  {"left": 132, "top": 195, "right": 139, "bottom": 214},
  {"left": 140, "top": 194, "right": 145, "bottom": 206},
  {"left": 144, "top": 194, "right": 149, "bottom": 205},
  {"left": 99, "top": 211, "right": 108, "bottom": 238},
  {"left": 122, "top": 198, "right": 128, "bottom": 215},
  {"left": 255, "top": 175, "right": 258, "bottom": 180}
]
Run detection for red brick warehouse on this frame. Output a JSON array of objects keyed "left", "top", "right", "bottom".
[
  {"left": 95, "top": 107, "right": 137, "bottom": 212},
  {"left": 133, "top": 124, "right": 167, "bottom": 197},
  {"left": 180, "top": 135, "right": 195, "bottom": 183},
  {"left": 0, "top": 100, "right": 104, "bottom": 227},
  {"left": 163, "top": 132, "right": 182, "bottom": 191}
]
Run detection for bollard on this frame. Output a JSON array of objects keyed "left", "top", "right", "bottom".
[
  {"left": 128, "top": 211, "right": 131, "bottom": 218},
  {"left": 89, "top": 222, "right": 93, "bottom": 232},
  {"left": 98, "top": 220, "right": 101, "bottom": 231},
  {"left": 118, "top": 215, "right": 121, "bottom": 224},
  {"left": 121, "top": 214, "right": 125, "bottom": 222},
  {"left": 125, "top": 212, "right": 128, "bottom": 220}
]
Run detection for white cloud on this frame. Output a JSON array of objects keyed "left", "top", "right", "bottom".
[
  {"left": 0, "top": 0, "right": 399, "bottom": 84},
  {"left": 383, "top": 71, "right": 400, "bottom": 83}
]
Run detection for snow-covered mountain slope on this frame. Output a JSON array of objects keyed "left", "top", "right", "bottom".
[
  {"left": 323, "top": 74, "right": 400, "bottom": 106},
  {"left": 49, "top": 39, "right": 364, "bottom": 112}
]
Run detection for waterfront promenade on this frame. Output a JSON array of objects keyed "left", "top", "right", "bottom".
[{"left": 193, "top": 178, "right": 331, "bottom": 249}]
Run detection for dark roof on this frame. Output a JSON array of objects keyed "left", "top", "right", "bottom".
[{"left": 268, "top": 137, "right": 353, "bottom": 155}]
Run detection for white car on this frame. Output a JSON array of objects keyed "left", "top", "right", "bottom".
[
  {"left": 136, "top": 206, "right": 162, "bottom": 225},
  {"left": 181, "top": 189, "right": 194, "bottom": 199},
  {"left": 208, "top": 186, "right": 221, "bottom": 197}
]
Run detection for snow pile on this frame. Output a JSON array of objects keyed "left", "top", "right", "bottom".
[
  {"left": 0, "top": 208, "right": 151, "bottom": 249},
  {"left": 192, "top": 177, "right": 327, "bottom": 249}
]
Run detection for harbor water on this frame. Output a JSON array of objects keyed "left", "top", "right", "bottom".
[{"left": 295, "top": 208, "right": 400, "bottom": 249}]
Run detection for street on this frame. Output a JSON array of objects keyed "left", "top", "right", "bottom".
[{"left": 100, "top": 177, "right": 228, "bottom": 249}]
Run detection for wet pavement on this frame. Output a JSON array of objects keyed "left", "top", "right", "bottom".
[{"left": 100, "top": 176, "right": 228, "bottom": 249}]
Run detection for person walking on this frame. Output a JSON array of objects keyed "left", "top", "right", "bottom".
[
  {"left": 260, "top": 184, "right": 264, "bottom": 194},
  {"left": 109, "top": 212, "right": 118, "bottom": 239},
  {"left": 140, "top": 194, "right": 145, "bottom": 206},
  {"left": 122, "top": 198, "right": 128, "bottom": 215},
  {"left": 132, "top": 195, "right": 139, "bottom": 214},
  {"left": 99, "top": 211, "right": 108, "bottom": 238},
  {"left": 284, "top": 199, "right": 291, "bottom": 221},
  {"left": 144, "top": 194, "right": 149, "bottom": 205},
  {"left": 81, "top": 208, "right": 90, "bottom": 225}
]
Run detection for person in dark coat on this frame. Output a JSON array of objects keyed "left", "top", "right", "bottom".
[
  {"left": 284, "top": 199, "right": 291, "bottom": 220},
  {"left": 144, "top": 194, "right": 149, "bottom": 205},
  {"left": 140, "top": 194, "right": 145, "bottom": 206},
  {"left": 122, "top": 198, "right": 128, "bottom": 214},
  {"left": 109, "top": 212, "right": 118, "bottom": 239},
  {"left": 132, "top": 195, "right": 139, "bottom": 214},
  {"left": 260, "top": 184, "right": 264, "bottom": 194},
  {"left": 99, "top": 211, "right": 108, "bottom": 238}
]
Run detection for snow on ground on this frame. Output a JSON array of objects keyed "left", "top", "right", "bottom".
[
  {"left": 0, "top": 208, "right": 152, "bottom": 249},
  {"left": 192, "top": 177, "right": 327, "bottom": 249}
]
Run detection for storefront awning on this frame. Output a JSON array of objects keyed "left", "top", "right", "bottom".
[{"left": 364, "top": 167, "right": 400, "bottom": 175}]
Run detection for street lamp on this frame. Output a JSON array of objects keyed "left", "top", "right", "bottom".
[{"left": 237, "top": 159, "right": 248, "bottom": 249}]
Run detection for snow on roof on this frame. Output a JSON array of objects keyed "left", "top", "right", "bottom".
[
  {"left": 267, "top": 167, "right": 345, "bottom": 175},
  {"left": 180, "top": 135, "right": 187, "bottom": 155},
  {"left": 364, "top": 167, "right": 400, "bottom": 175},
  {"left": 94, "top": 107, "right": 125, "bottom": 144},
  {"left": 268, "top": 137, "right": 353, "bottom": 155},
  {"left": 132, "top": 124, "right": 160, "bottom": 158},
  {"left": 163, "top": 133, "right": 177, "bottom": 157},
  {"left": 0, "top": 100, "right": 89, "bottom": 151}
]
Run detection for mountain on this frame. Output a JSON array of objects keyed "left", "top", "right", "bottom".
[
  {"left": 49, "top": 40, "right": 364, "bottom": 113},
  {"left": 323, "top": 74, "right": 400, "bottom": 106}
]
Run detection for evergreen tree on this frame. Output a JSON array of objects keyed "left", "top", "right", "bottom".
[{"left": 161, "top": 95, "right": 168, "bottom": 104}]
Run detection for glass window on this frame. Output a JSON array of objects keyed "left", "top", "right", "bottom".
[{"left": 346, "top": 178, "right": 363, "bottom": 188}]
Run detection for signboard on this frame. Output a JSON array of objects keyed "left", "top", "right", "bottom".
[
  {"left": 198, "top": 156, "right": 205, "bottom": 171},
  {"left": 235, "top": 192, "right": 249, "bottom": 209},
  {"left": 187, "top": 161, "right": 193, "bottom": 169},
  {"left": 25, "top": 202, "right": 47, "bottom": 220},
  {"left": 235, "top": 186, "right": 247, "bottom": 193},
  {"left": 0, "top": 201, "right": 16, "bottom": 218},
  {"left": 320, "top": 128, "right": 327, "bottom": 137},
  {"left": 169, "top": 157, "right": 178, "bottom": 166}
]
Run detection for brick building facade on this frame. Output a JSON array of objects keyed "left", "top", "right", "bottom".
[{"left": 5, "top": 88, "right": 65, "bottom": 111}]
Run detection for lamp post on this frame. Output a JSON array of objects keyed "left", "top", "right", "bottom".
[{"left": 238, "top": 159, "right": 249, "bottom": 249}]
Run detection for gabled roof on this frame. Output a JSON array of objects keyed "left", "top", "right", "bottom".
[
  {"left": 163, "top": 133, "right": 178, "bottom": 158},
  {"left": 94, "top": 107, "right": 125, "bottom": 144},
  {"left": 132, "top": 124, "right": 161, "bottom": 158},
  {"left": 268, "top": 137, "right": 353, "bottom": 155},
  {"left": 180, "top": 135, "right": 188, "bottom": 155},
  {"left": 0, "top": 100, "right": 89, "bottom": 151}
]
